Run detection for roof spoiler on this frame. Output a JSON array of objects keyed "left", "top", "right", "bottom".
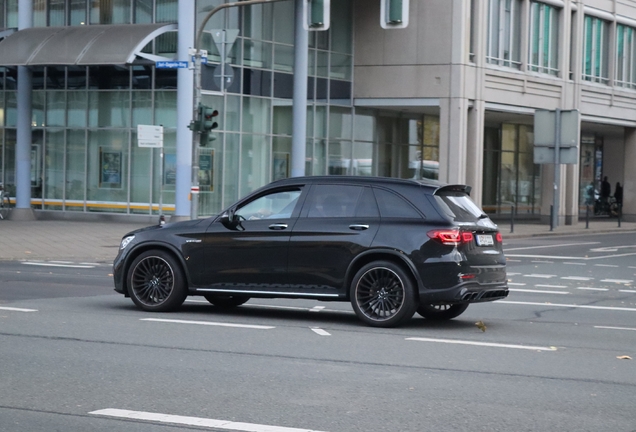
[{"left": 434, "top": 184, "right": 472, "bottom": 196}]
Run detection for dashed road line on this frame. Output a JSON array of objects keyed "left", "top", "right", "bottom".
[
  {"left": 532, "top": 260, "right": 554, "bottom": 264},
  {"left": 523, "top": 274, "right": 556, "bottom": 279},
  {"left": 509, "top": 289, "right": 569, "bottom": 295},
  {"left": 561, "top": 276, "right": 593, "bottom": 281},
  {"left": 504, "top": 242, "right": 600, "bottom": 252},
  {"left": 89, "top": 409, "right": 327, "bottom": 432},
  {"left": 140, "top": 318, "right": 274, "bottom": 330},
  {"left": 577, "top": 287, "right": 609, "bottom": 292},
  {"left": 600, "top": 279, "right": 633, "bottom": 284},
  {"left": 507, "top": 282, "right": 526, "bottom": 286},
  {"left": 0, "top": 306, "right": 38, "bottom": 312},
  {"left": 311, "top": 328, "right": 331, "bottom": 336},
  {"left": 309, "top": 306, "right": 325, "bottom": 313},
  {"left": 594, "top": 264, "right": 619, "bottom": 268},
  {"left": 535, "top": 284, "right": 568, "bottom": 289},
  {"left": 619, "top": 289, "right": 636, "bottom": 293},
  {"left": 498, "top": 300, "right": 636, "bottom": 312},
  {"left": 564, "top": 262, "right": 586, "bottom": 266},
  {"left": 594, "top": 326, "right": 636, "bottom": 331},
  {"left": 21, "top": 261, "right": 96, "bottom": 269},
  {"left": 406, "top": 337, "right": 557, "bottom": 351}
]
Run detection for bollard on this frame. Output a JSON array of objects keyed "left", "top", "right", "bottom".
[
  {"left": 549, "top": 205, "right": 554, "bottom": 231},
  {"left": 586, "top": 205, "right": 589, "bottom": 229},
  {"left": 510, "top": 205, "right": 514, "bottom": 233},
  {"left": 618, "top": 204, "right": 622, "bottom": 228}
]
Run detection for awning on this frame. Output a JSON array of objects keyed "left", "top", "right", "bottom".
[{"left": 0, "top": 23, "right": 177, "bottom": 66}]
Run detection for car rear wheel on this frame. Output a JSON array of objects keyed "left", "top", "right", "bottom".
[
  {"left": 204, "top": 294, "right": 250, "bottom": 308},
  {"left": 416, "top": 303, "right": 469, "bottom": 320},
  {"left": 128, "top": 250, "right": 187, "bottom": 312},
  {"left": 350, "top": 261, "right": 418, "bottom": 328}
]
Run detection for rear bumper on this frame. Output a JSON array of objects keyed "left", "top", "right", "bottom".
[{"left": 418, "top": 281, "right": 509, "bottom": 305}]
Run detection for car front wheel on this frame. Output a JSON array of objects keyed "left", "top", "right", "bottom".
[
  {"left": 350, "top": 261, "right": 418, "bottom": 328},
  {"left": 204, "top": 294, "right": 250, "bottom": 308},
  {"left": 416, "top": 303, "right": 469, "bottom": 320},
  {"left": 127, "top": 250, "right": 187, "bottom": 312}
]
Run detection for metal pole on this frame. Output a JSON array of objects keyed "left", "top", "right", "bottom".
[
  {"left": 291, "top": 0, "right": 308, "bottom": 177},
  {"left": 552, "top": 108, "right": 561, "bottom": 230},
  {"left": 618, "top": 204, "right": 622, "bottom": 227},
  {"left": 586, "top": 204, "right": 589, "bottom": 229},
  {"left": 510, "top": 205, "right": 514, "bottom": 233},
  {"left": 191, "top": 0, "right": 291, "bottom": 219},
  {"left": 550, "top": 205, "right": 554, "bottom": 231}
]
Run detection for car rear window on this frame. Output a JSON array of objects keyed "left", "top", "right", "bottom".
[{"left": 434, "top": 192, "right": 484, "bottom": 222}]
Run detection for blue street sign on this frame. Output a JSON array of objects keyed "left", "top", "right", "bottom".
[
  {"left": 156, "top": 61, "right": 188, "bottom": 69},
  {"left": 191, "top": 56, "right": 208, "bottom": 64}
]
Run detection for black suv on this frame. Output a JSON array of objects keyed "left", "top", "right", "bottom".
[{"left": 113, "top": 176, "right": 508, "bottom": 327}]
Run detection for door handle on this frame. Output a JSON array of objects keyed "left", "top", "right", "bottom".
[
  {"left": 269, "top": 223, "right": 288, "bottom": 230},
  {"left": 349, "top": 224, "right": 369, "bottom": 231}
]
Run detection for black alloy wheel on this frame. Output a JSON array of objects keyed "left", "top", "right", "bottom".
[
  {"left": 128, "top": 250, "right": 187, "bottom": 312},
  {"left": 350, "top": 260, "right": 418, "bottom": 328},
  {"left": 416, "top": 303, "right": 469, "bottom": 320},
  {"left": 204, "top": 294, "right": 250, "bottom": 308}
]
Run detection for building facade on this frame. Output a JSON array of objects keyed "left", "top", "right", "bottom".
[{"left": 0, "top": 0, "right": 635, "bottom": 223}]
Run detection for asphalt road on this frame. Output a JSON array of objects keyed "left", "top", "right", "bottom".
[{"left": 1, "top": 233, "right": 635, "bottom": 431}]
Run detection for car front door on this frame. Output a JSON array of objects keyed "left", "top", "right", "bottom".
[
  {"left": 287, "top": 184, "right": 380, "bottom": 296},
  {"left": 200, "top": 186, "right": 305, "bottom": 292}
]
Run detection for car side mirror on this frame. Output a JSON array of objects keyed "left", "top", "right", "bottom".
[{"left": 220, "top": 208, "right": 242, "bottom": 230}]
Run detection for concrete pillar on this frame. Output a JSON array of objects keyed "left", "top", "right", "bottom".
[
  {"left": 173, "top": 0, "right": 195, "bottom": 220},
  {"left": 466, "top": 101, "right": 485, "bottom": 206},
  {"left": 11, "top": 0, "right": 35, "bottom": 220},
  {"left": 564, "top": 163, "right": 579, "bottom": 225},
  {"left": 623, "top": 128, "right": 636, "bottom": 221},
  {"left": 438, "top": 97, "right": 468, "bottom": 185},
  {"left": 291, "top": 0, "right": 308, "bottom": 177}
]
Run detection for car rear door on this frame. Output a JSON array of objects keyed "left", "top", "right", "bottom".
[{"left": 287, "top": 184, "right": 380, "bottom": 295}]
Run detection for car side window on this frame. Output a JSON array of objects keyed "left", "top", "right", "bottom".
[
  {"left": 373, "top": 188, "right": 422, "bottom": 218},
  {"left": 307, "top": 185, "right": 365, "bottom": 218},
  {"left": 236, "top": 189, "right": 302, "bottom": 220}
]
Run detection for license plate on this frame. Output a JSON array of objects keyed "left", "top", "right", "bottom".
[{"left": 476, "top": 234, "right": 494, "bottom": 246}]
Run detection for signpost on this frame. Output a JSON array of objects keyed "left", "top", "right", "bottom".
[
  {"left": 138, "top": 125, "right": 164, "bottom": 216},
  {"left": 533, "top": 109, "right": 580, "bottom": 230}
]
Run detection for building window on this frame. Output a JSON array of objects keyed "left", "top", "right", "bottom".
[
  {"left": 487, "top": 0, "right": 522, "bottom": 69},
  {"left": 616, "top": 24, "right": 636, "bottom": 89},
  {"left": 528, "top": 2, "right": 559, "bottom": 75},
  {"left": 583, "top": 15, "right": 609, "bottom": 84}
]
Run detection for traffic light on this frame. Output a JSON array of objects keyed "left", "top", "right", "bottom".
[
  {"left": 303, "top": 0, "right": 330, "bottom": 31},
  {"left": 381, "top": 0, "right": 409, "bottom": 29},
  {"left": 201, "top": 106, "right": 219, "bottom": 132}
]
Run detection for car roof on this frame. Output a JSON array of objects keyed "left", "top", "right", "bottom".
[{"left": 269, "top": 175, "right": 443, "bottom": 191}]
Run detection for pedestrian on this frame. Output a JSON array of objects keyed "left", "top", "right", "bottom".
[
  {"left": 600, "top": 176, "right": 611, "bottom": 212},
  {"left": 614, "top": 182, "right": 623, "bottom": 206},
  {"left": 585, "top": 182, "right": 595, "bottom": 206}
]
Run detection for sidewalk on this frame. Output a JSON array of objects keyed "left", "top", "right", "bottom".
[{"left": 0, "top": 218, "right": 635, "bottom": 263}]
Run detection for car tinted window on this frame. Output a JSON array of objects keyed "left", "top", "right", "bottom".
[
  {"left": 355, "top": 187, "right": 380, "bottom": 217},
  {"left": 373, "top": 188, "right": 422, "bottom": 218},
  {"left": 434, "top": 192, "right": 483, "bottom": 222},
  {"left": 307, "top": 185, "right": 365, "bottom": 218},
  {"left": 236, "top": 189, "right": 302, "bottom": 220}
]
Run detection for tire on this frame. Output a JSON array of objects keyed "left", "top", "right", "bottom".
[
  {"left": 350, "top": 260, "right": 418, "bottom": 328},
  {"left": 204, "top": 294, "right": 250, "bottom": 308},
  {"left": 416, "top": 303, "right": 469, "bottom": 320},
  {"left": 127, "top": 250, "right": 187, "bottom": 312}
]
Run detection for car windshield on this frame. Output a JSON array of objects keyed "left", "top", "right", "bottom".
[{"left": 434, "top": 192, "right": 485, "bottom": 222}]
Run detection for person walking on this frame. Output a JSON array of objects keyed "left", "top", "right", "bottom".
[
  {"left": 614, "top": 182, "right": 623, "bottom": 206},
  {"left": 600, "top": 176, "right": 611, "bottom": 213}
]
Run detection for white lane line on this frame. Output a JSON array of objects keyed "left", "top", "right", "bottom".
[
  {"left": 535, "top": 284, "right": 568, "bottom": 289},
  {"left": 140, "top": 318, "right": 274, "bottom": 330},
  {"left": 498, "top": 300, "right": 636, "bottom": 312},
  {"left": 309, "top": 306, "right": 325, "bottom": 313},
  {"left": 406, "top": 337, "right": 557, "bottom": 351},
  {"left": 629, "top": 266, "right": 636, "bottom": 269},
  {"left": 0, "top": 306, "right": 38, "bottom": 312},
  {"left": 510, "top": 289, "right": 569, "bottom": 295},
  {"left": 577, "top": 287, "right": 609, "bottom": 292},
  {"left": 564, "top": 262, "right": 586, "bottom": 266},
  {"left": 21, "top": 261, "right": 95, "bottom": 269},
  {"left": 594, "top": 326, "right": 636, "bottom": 331},
  {"left": 531, "top": 260, "right": 554, "bottom": 264},
  {"left": 506, "top": 254, "right": 582, "bottom": 260},
  {"left": 504, "top": 242, "right": 600, "bottom": 252},
  {"left": 507, "top": 282, "right": 526, "bottom": 286},
  {"left": 89, "top": 409, "right": 327, "bottom": 432},
  {"left": 561, "top": 276, "right": 593, "bottom": 281},
  {"left": 311, "top": 328, "right": 331, "bottom": 336},
  {"left": 620, "top": 290, "right": 636, "bottom": 293},
  {"left": 594, "top": 264, "right": 619, "bottom": 268},
  {"left": 507, "top": 272, "right": 521, "bottom": 276},
  {"left": 601, "top": 279, "right": 633, "bottom": 284},
  {"left": 506, "top": 259, "right": 521, "bottom": 262},
  {"left": 523, "top": 274, "right": 556, "bottom": 278}
]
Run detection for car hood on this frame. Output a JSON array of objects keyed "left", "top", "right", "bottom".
[{"left": 123, "top": 218, "right": 208, "bottom": 237}]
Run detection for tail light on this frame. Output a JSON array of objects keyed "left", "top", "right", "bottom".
[
  {"left": 427, "top": 229, "right": 474, "bottom": 246},
  {"left": 496, "top": 232, "right": 503, "bottom": 242}
]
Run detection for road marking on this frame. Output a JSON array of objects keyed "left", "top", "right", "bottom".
[
  {"left": 523, "top": 274, "right": 556, "bottom": 278},
  {"left": 594, "top": 326, "right": 636, "bottom": 331},
  {"left": 0, "top": 306, "right": 38, "bottom": 312},
  {"left": 309, "top": 306, "right": 325, "bottom": 313},
  {"left": 507, "top": 272, "right": 521, "bottom": 276},
  {"left": 506, "top": 259, "right": 521, "bottom": 262},
  {"left": 507, "top": 282, "right": 526, "bottom": 286},
  {"left": 506, "top": 254, "right": 582, "bottom": 260},
  {"left": 21, "top": 261, "right": 95, "bottom": 269},
  {"left": 561, "top": 276, "right": 593, "bottom": 281},
  {"left": 89, "top": 409, "right": 327, "bottom": 432},
  {"left": 140, "top": 318, "right": 274, "bottom": 330},
  {"left": 406, "top": 337, "right": 557, "bottom": 351},
  {"left": 629, "top": 266, "right": 636, "bottom": 269},
  {"left": 600, "top": 279, "right": 633, "bottom": 284},
  {"left": 311, "top": 328, "right": 331, "bottom": 336},
  {"left": 577, "top": 287, "right": 609, "bottom": 291},
  {"left": 564, "top": 262, "right": 586, "bottom": 266},
  {"left": 535, "top": 284, "right": 568, "bottom": 289},
  {"left": 498, "top": 300, "right": 636, "bottom": 312},
  {"left": 619, "top": 289, "right": 636, "bottom": 293},
  {"left": 594, "top": 264, "right": 619, "bottom": 268},
  {"left": 510, "top": 289, "right": 569, "bottom": 295},
  {"left": 532, "top": 260, "right": 554, "bottom": 264},
  {"left": 504, "top": 242, "right": 600, "bottom": 252}
]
